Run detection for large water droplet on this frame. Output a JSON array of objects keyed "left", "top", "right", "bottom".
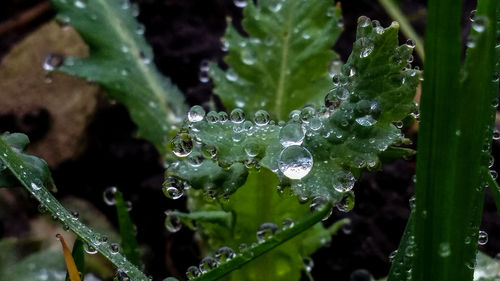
[
  {"left": 278, "top": 145, "right": 313, "bottom": 180},
  {"left": 103, "top": 186, "right": 117, "bottom": 206},
  {"left": 336, "top": 191, "right": 355, "bottom": 212},
  {"left": 241, "top": 48, "right": 256, "bottom": 65},
  {"left": 186, "top": 265, "right": 201, "bottom": 279},
  {"left": 215, "top": 246, "right": 236, "bottom": 263},
  {"left": 171, "top": 133, "right": 193, "bottom": 157},
  {"left": 332, "top": 170, "right": 355, "bottom": 192},
  {"left": 165, "top": 210, "right": 182, "bottom": 233},
  {"left": 358, "top": 16, "right": 371, "bottom": 27},
  {"left": 478, "top": 230, "right": 488, "bottom": 245},
  {"left": 84, "top": 243, "right": 97, "bottom": 254},
  {"left": 230, "top": 108, "right": 246, "bottom": 123},
  {"left": 163, "top": 176, "right": 185, "bottom": 200},
  {"left": 188, "top": 105, "right": 206, "bottom": 122},
  {"left": 281, "top": 217, "right": 294, "bottom": 229},
  {"left": 254, "top": 110, "right": 270, "bottom": 126},
  {"left": 279, "top": 123, "right": 305, "bottom": 147},
  {"left": 256, "top": 222, "right": 279, "bottom": 243},
  {"left": 199, "top": 256, "right": 218, "bottom": 273}
]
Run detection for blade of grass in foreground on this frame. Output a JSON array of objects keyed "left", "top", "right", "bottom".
[
  {"left": 115, "top": 189, "right": 141, "bottom": 266},
  {"left": 0, "top": 137, "right": 150, "bottom": 281},
  {"left": 412, "top": 0, "right": 498, "bottom": 280}
]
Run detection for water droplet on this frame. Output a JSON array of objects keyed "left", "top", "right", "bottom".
[
  {"left": 165, "top": 210, "right": 182, "bottom": 233},
  {"left": 358, "top": 16, "right": 371, "bottom": 27},
  {"left": 230, "top": 108, "right": 246, "bottom": 123},
  {"left": 110, "top": 243, "right": 120, "bottom": 254},
  {"left": 199, "top": 71, "right": 210, "bottom": 83},
  {"left": 215, "top": 246, "right": 236, "bottom": 263},
  {"left": 279, "top": 145, "right": 313, "bottom": 180},
  {"left": 300, "top": 107, "right": 316, "bottom": 123},
  {"left": 202, "top": 144, "right": 217, "bottom": 158},
  {"left": 478, "top": 230, "right": 488, "bottom": 245},
  {"left": 171, "top": 133, "right": 193, "bottom": 157},
  {"left": 281, "top": 217, "right": 294, "bottom": 229},
  {"left": 30, "top": 180, "right": 42, "bottom": 190},
  {"left": 355, "top": 115, "right": 377, "bottom": 127},
  {"left": 136, "top": 24, "right": 145, "bottom": 35},
  {"left": 115, "top": 269, "right": 130, "bottom": 281},
  {"left": 350, "top": 269, "right": 374, "bottom": 281},
  {"left": 205, "top": 111, "right": 219, "bottom": 123},
  {"left": 439, "top": 242, "right": 451, "bottom": 257},
  {"left": 332, "top": 170, "right": 355, "bottom": 193},
  {"left": 394, "top": 120, "right": 404, "bottom": 129},
  {"left": 342, "top": 220, "right": 353, "bottom": 235},
  {"left": 188, "top": 105, "right": 205, "bottom": 122},
  {"left": 406, "top": 38, "right": 416, "bottom": 48},
  {"left": 241, "top": 48, "right": 256, "bottom": 65},
  {"left": 336, "top": 191, "right": 355, "bottom": 212},
  {"left": 103, "top": 186, "right": 117, "bottom": 206},
  {"left": 233, "top": 0, "right": 247, "bottom": 8},
  {"left": 254, "top": 110, "right": 270, "bottom": 126},
  {"left": 308, "top": 117, "right": 322, "bottom": 131},
  {"left": 84, "top": 243, "right": 97, "bottom": 254},
  {"left": 389, "top": 250, "right": 398, "bottom": 262},
  {"left": 226, "top": 69, "right": 238, "bottom": 81},
  {"left": 358, "top": 37, "right": 374, "bottom": 58},
  {"left": 268, "top": 0, "right": 282, "bottom": 12},
  {"left": 471, "top": 15, "right": 487, "bottom": 32},
  {"left": 328, "top": 60, "right": 343, "bottom": 77},
  {"left": 74, "top": 0, "right": 86, "bottom": 8},
  {"left": 469, "top": 10, "right": 476, "bottom": 21},
  {"left": 244, "top": 142, "right": 261, "bottom": 158},
  {"left": 303, "top": 257, "right": 314, "bottom": 272},
  {"left": 256, "top": 222, "right": 279, "bottom": 243},
  {"left": 490, "top": 170, "right": 498, "bottom": 179},
  {"left": 186, "top": 265, "right": 201, "bottom": 279},
  {"left": 279, "top": 123, "right": 305, "bottom": 147},
  {"left": 199, "top": 256, "right": 218, "bottom": 273},
  {"left": 493, "top": 129, "right": 500, "bottom": 140},
  {"left": 43, "top": 54, "right": 64, "bottom": 71},
  {"left": 163, "top": 278, "right": 179, "bottom": 281},
  {"left": 218, "top": 112, "right": 229, "bottom": 123},
  {"left": 163, "top": 176, "right": 185, "bottom": 200}
]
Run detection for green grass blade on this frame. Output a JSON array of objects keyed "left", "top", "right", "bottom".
[
  {"left": 0, "top": 136, "right": 149, "bottom": 281},
  {"left": 66, "top": 238, "right": 85, "bottom": 281},
  {"left": 387, "top": 212, "right": 414, "bottom": 281},
  {"left": 49, "top": 0, "right": 186, "bottom": 155},
  {"left": 114, "top": 189, "right": 141, "bottom": 266},
  {"left": 182, "top": 204, "right": 346, "bottom": 281},
  {"left": 413, "top": 0, "right": 498, "bottom": 280}
]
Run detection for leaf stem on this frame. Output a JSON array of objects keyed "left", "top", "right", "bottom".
[{"left": 189, "top": 204, "right": 347, "bottom": 281}]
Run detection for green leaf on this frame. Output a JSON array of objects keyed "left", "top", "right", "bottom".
[
  {"left": 168, "top": 19, "right": 419, "bottom": 202},
  {"left": 49, "top": 0, "right": 186, "bottom": 155},
  {"left": 209, "top": 0, "right": 343, "bottom": 120},
  {"left": 387, "top": 211, "right": 415, "bottom": 281},
  {"left": 412, "top": 0, "right": 499, "bottom": 280},
  {"left": 114, "top": 189, "right": 141, "bottom": 267},
  {"left": 0, "top": 133, "right": 149, "bottom": 281},
  {"left": 0, "top": 133, "right": 55, "bottom": 190}
]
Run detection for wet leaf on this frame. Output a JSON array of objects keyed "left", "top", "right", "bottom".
[{"left": 49, "top": 0, "right": 186, "bottom": 155}]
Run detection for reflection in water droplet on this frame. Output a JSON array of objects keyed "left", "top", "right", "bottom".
[
  {"left": 165, "top": 210, "right": 182, "bottom": 233},
  {"left": 199, "top": 256, "right": 218, "bottom": 273},
  {"left": 256, "top": 222, "right": 279, "bottom": 243},
  {"left": 188, "top": 105, "right": 206, "bottom": 122},
  {"left": 279, "top": 123, "right": 305, "bottom": 147},
  {"left": 279, "top": 145, "right": 313, "bottom": 180},
  {"left": 103, "top": 186, "right": 117, "bottom": 206}
]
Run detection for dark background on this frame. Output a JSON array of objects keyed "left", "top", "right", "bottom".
[{"left": 1, "top": 0, "right": 498, "bottom": 281}]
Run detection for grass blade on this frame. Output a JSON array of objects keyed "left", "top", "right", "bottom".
[
  {"left": 184, "top": 204, "right": 346, "bottom": 281},
  {"left": 413, "top": 0, "right": 498, "bottom": 280},
  {"left": 114, "top": 189, "right": 141, "bottom": 266},
  {"left": 486, "top": 168, "right": 500, "bottom": 219},
  {"left": 0, "top": 137, "right": 149, "bottom": 281}
]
